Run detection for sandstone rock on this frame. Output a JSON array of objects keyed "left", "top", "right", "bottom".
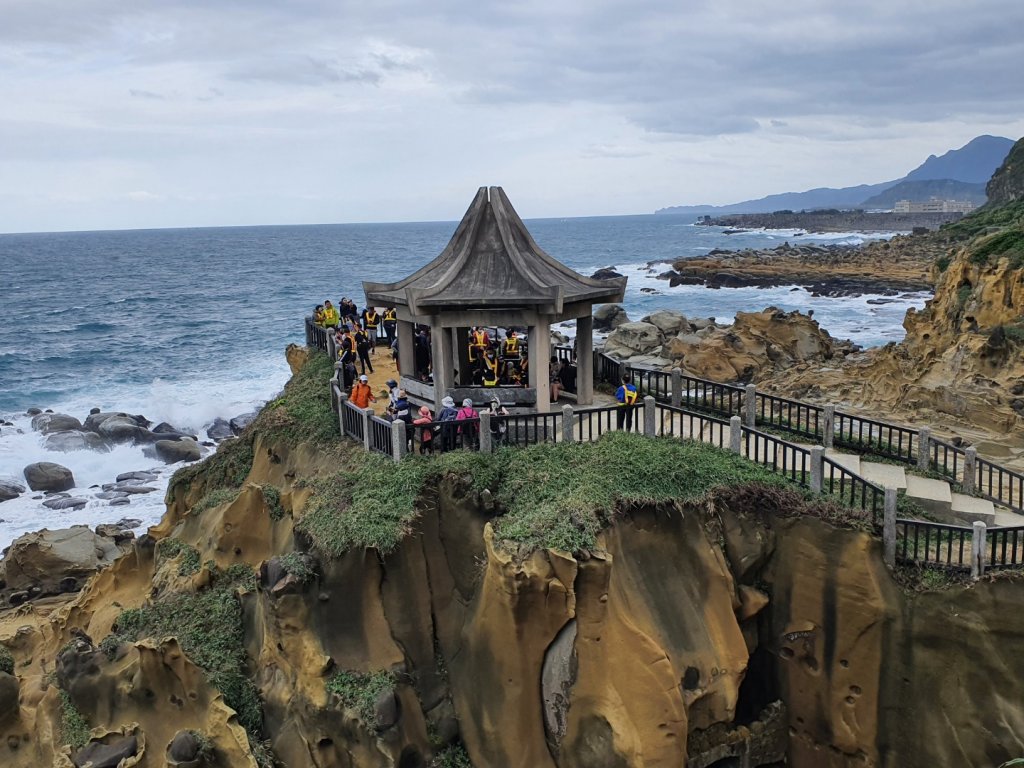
[
  {"left": 3, "top": 526, "right": 120, "bottom": 592},
  {"left": 592, "top": 304, "right": 630, "bottom": 332},
  {"left": 95, "top": 524, "right": 135, "bottom": 544},
  {"left": 0, "top": 672, "right": 19, "bottom": 725},
  {"left": 601, "top": 321, "right": 662, "bottom": 359},
  {"left": 154, "top": 439, "right": 201, "bottom": 464},
  {"left": 643, "top": 309, "right": 688, "bottom": 336},
  {"left": 286, "top": 342, "right": 312, "bottom": 375},
  {"left": 374, "top": 689, "right": 399, "bottom": 730},
  {"left": 206, "top": 418, "right": 233, "bottom": 441},
  {"left": 43, "top": 429, "right": 111, "bottom": 453},
  {"left": 23, "top": 461, "right": 75, "bottom": 492},
  {"left": 167, "top": 729, "right": 202, "bottom": 764},
  {"left": 30, "top": 412, "right": 83, "bottom": 434},
  {"left": 0, "top": 477, "right": 26, "bottom": 503}
]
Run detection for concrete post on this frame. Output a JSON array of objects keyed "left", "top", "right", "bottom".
[
  {"left": 397, "top": 320, "right": 415, "bottom": 379},
  {"left": 917, "top": 427, "right": 931, "bottom": 472},
  {"left": 823, "top": 405, "right": 835, "bottom": 449},
  {"left": 744, "top": 384, "right": 756, "bottom": 428},
  {"left": 562, "top": 404, "right": 575, "bottom": 443},
  {"left": 964, "top": 447, "right": 977, "bottom": 494},
  {"left": 971, "top": 521, "right": 987, "bottom": 579},
  {"left": 576, "top": 315, "right": 594, "bottom": 405},
  {"left": 391, "top": 420, "right": 406, "bottom": 462},
  {"left": 729, "top": 415, "right": 742, "bottom": 454},
  {"left": 330, "top": 373, "right": 340, "bottom": 415},
  {"left": 529, "top": 319, "right": 552, "bottom": 412},
  {"left": 327, "top": 333, "right": 337, "bottom": 361},
  {"left": 431, "top": 321, "right": 454, "bottom": 410},
  {"left": 643, "top": 396, "right": 656, "bottom": 437},
  {"left": 362, "top": 408, "right": 372, "bottom": 451},
  {"left": 337, "top": 393, "right": 348, "bottom": 436},
  {"left": 810, "top": 447, "right": 824, "bottom": 494},
  {"left": 883, "top": 488, "right": 897, "bottom": 568},
  {"left": 671, "top": 368, "right": 682, "bottom": 408},
  {"left": 479, "top": 412, "right": 492, "bottom": 453}
]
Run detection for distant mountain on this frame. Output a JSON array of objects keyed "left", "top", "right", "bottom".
[
  {"left": 861, "top": 179, "right": 988, "bottom": 209},
  {"left": 656, "top": 135, "right": 1015, "bottom": 215}
]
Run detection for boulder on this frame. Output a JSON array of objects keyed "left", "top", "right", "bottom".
[
  {"left": 593, "top": 303, "right": 630, "bottom": 332},
  {"left": 25, "top": 407, "right": 42, "bottom": 416},
  {"left": 72, "top": 734, "right": 139, "bottom": 768},
  {"left": 31, "top": 413, "right": 83, "bottom": 434},
  {"left": 154, "top": 439, "right": 201, "bottom": 464},
  {"left": 3, "top": 526, "right": 120, "bottom": 592},
  {"left": 229, "top": 412, "right": 258, "bottom": 434},
  {"left": 42, "top": 497, "right": 89, "bottom": 511},
  {"left": 643, "top": 309, "right": 689, "bottom": 337},
  {"left": 83, "top": 411, "right": 130, "bottom": 432},
  {"left": 43, "top": 430, "right": 111, "bottom": 453},
  {"left": 23, "top": 462, "right": 75, "bottom": 492},
  {"left": 206, "top": 418, "right": 233, "bottom": 441},
  {"left": 602, "top": 322, "right": 662, "bottom": 359},
  {"left": 167, "top": 730, "right": 202, "bottom": 765},
  {"left": 590, "top": 267, "right": 624, "bottom": 280},
  {"left": 116, "top": 471, "right": 158, "bottom": 483},
  {"left": 97, "top": 415, "right": 153, "bottom": 444},
  {"left": 0, "top": 477, "right": 26, "bottom": 503}
]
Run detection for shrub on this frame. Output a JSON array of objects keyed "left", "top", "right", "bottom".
[
  {"left": 261, "top": 484, "right": 284, "bottom": 520},
  {"left": 431, "top": 744, "right": 474, "bottom": 768},
  {"left": 325, "top": 670, "right": 396, "bottom": 724},
  {"left": 279, "top": 552, "right": 316, "bottom": 584},
  {"left": 156, "top": 538, "right": 201, "bottom": 577},
  {"left": 59, "top": 690, "right": 90, "bottom": 750},
  {"left": 0, "top": 646, "right": 13, "bottom": 675},
  {"left": 193, "top": 487, "right": 241, "bottom": 516},
  {"left": 935, "top": 255, "right": 951, "bottom": 273},
  {"left": 969, "top": 229, "right": 1024, "bottom": 267}
]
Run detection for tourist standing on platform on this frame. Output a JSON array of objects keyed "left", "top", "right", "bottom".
[
  {"left": 313, "top": 304, "right": 325, "bottom": 325},
  {"left": 481, "top": 348, "right": 500, "bottom": 387},
  {"left": 382, "top": 307, "right": 398, "bottom": 348},
  {"left": 337, "top": 342, "right": 356, "bottom": 390},
  {"left": 502, "top": 329, "right": 520, "bottom": 362},
  {"left": 362, "top": 307, "right": 380, "bottom": 351},
  {"left": 438, "top": 396, "right": 459, "bottom": 452},
  {"left": 321, "top": 300, "right": 340, "bottom": 329},
  {"left": 615, "top": 374, "right": 638, "bottom": 430},
  {"left": 550, "top": 356, "right": 563, "bottom": 402},
  {"left": 487, "top": 397, "right": 509, "bottom": 449},
  {"left": 354, "top": 325, "right": 374, "bottom": 374},
  {"left": 414, "top": 405, "right": 435, "bottom": 455},
  {"left": 456, "top": 398, "right": 478, "bottom": 449},
  {"left": 350, "top": 374, "right": 376, "bottom": 409},
  {"left": 415, "top": 328, "right": 432, "bottom": 381}
]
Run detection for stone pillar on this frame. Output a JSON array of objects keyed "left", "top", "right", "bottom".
[
  {"left": 432, "top": 321, "right": 454, "bottom": 410},
  {"left": 964, "top": 447, "right": 978, "bottom": 494},
  {"left": 327, "top": 333, "right": 337, "bottom": 361},
  {"left": 883, "top": 488, "right": 897, "bottom": 568},
  {"left": 744, "top": 384, "right": 756, "bottom": 428},
  {"left": 562, "top": 404, "right": 575, "bottom": 443},
  {"left": 671, "top": 368, "right": 682, "bottom": 408},
  {"left": 810, "top": 446, "right": 824, "bottom": 493},
  {"left": 391, "top": 420, "right": 406, "bottom": 462},
  {"left": 337, "top": 393, "right": 348, "bottom": 436},
  {"left": 530, "top": 320, "right": 551, "bottom": 412},
  {"left": 479, "top": 412, "right": 492, "bottom": 453},
  {"left": 643, "top": 396, "right": 656, "bottom": 436},
  {"left": 971, "top": 521, "right": 987, "bottom": 579},
  {"left": 362, "top": 408, "right": 372, "bottom": 451},
  {"left": 455, "top": 327, "right": 472, "bottom": 385},
  {"left": 576, "top": 315, "right": 594, "bottom": 405},
  {"left": 397, "top": 321, "right": 415, "bottom": 379},
  {"left": 729, "top": 415, "right": 742, "bottom": 454},
  {"left": 917, "top": 427, "right": 931, "bottom": 472},
  {"left": 823, "top": 405, "right": 835, "bottom": 449}
]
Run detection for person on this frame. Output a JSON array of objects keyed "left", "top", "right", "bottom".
[
  {"left": 437, "top": 396, "right": 459, "bottom": 452},
  {"left": 337, "top": 341, "right": 356, "bottom": 389},
  {"left": 350, "top": 374, "right": 376, "bottom": 409},
  {"left": 362, "top": 307, "right": 380, "bottom": 351},
  {"left": 391, "top": 335, "right": 401, "bottom": 375},
  {"left": 456, "top": 398, "right": 478, "bottom": 449},
  {"left": 487, "top": 396, "right": 509, "bottom": 449},
  {"left": 392, "top": 389, "right": 412, "bottom": 425},
  {"left": 313, "top": 304, "right": 325, "bottom": 325},
  {"left": 549, "top": 356, "right": 563, "bottom": 402},
  {"left": 384, "top": 379, "right": 399, "bottom": 410},
  {"left": 382, "top": 307, "right": 398, "bottom": 347},
  {"left": 413, "top": 405, "right": 436, "bottom": 454},
  {"left": 502, "top": 329, "right": 520, "bottom": 361},
  {"left": 341, "top": 298, "right": 359, "bottom": 328},
  {"left": 321, "top": 300, "right": 340, "bottom": 329},
  {"left": 469, "top": 327, "right": 490, "bottom": 358},
  {"left": 481, "top": 348, "right": 500, "bottom": 387},
  {"left": 355, "top": 325, "right": 374, "bottom": 374},
  {"left": 615, "top": 374, "right": 638, "bottom": 430},
  {"left": 415, "top": 328, "right": 432, "bottom": 381}
]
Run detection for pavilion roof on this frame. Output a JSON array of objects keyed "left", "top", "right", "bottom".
[{"left": 363, "top": 186, "right": 626, "bottom": 316}]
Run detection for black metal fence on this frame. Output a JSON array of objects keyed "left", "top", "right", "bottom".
[
  {"left": 654, "top": 404, "right": 730, "bottom": 448},
  {"left": 896, "top": 519, "right": 973, "bottom": 568},
  {"left": 821, "top": 455, "right": 884, "bottom": 523},
  {"left": 833, "top": 411, "right": 917, "bottom": 463},
  {"left": 755, "top": 392, "right": 821, "bottom": 440},
  {"left": 742, "top": 428, "right": 811, "bottom": 486}
]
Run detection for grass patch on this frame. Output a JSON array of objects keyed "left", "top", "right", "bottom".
[
  {"left": 193, "top": 487, "right": 241, "bottom": 516},
  {"left": 261, "top": 484, "right": 284, "bottom": 520},
  {"left": 279, "top": 552, "right": 316, "bottom": 584},
  {"left": 1003, "top": 323, "right": 1024, "bottom": 345},
  {"left": 170, "top": 434, "right": 255, "bottom": 506},
  {"left": 892, "top": 562, "right": 972, "bottom": 592},
  {"left": 156, "top": 538, "right": 202, "bottom": 577},
  {"left": 253, "top": 351, "right": 339, "bottom": 447},
  {"left": 0, "top": 646, "right": 13, "bottom": 675},
  {"left": 935, "top": 255, "right": 951, "bottom": 273},
  {"left": 968, "top": 229, "right": 1024, "bottom": 268},
  {"left": 103, "top": 565, "right": 262, "bottom": 736},
  {"left": 59, "top": 689, "right": 90, "bottom": 750},
  {"left": 956, "top": 284, "right": 972, "bottom": 309},
  {"left": 430, "top": 744, "right": 473, "bottom": 768},
  {"left": 325, "top": 670, "right": 396, "bottom": 724}
]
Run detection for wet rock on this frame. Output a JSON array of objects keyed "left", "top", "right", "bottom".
[
  {"left": 42, "top": 497, "right": 89, "bottom": 511},
  {"left": 43, "top": 430, "right": 111, "bottom": 453},
  {"left": 153, "top": 438, "right": 201, "bottom": 464},
  {"left": 206, "top": 418, "right": 233, "bottom": 441},
  {"left": 592, "top": 303, "right": 630, "bottom": 332},
  {"left": 95, "top": 491, "right": 129, "bottom": 500},
  {"left": 72, "top": 734, "right": 139, "bottom": 768},
  {"left": 31, "top": 412, "right": 83, "bottom": 434},
  {"left": 116, "top": 471, "right": 158, "bottom": 483},
  {"left": 96, "top": 524, "right": 135, "bottom": 543},
  {"left": 25, "top": 407, "right": 42, "bottom": 416},
  {"left": 110, "top": 485, "right": 157, "bottom": 495},
  {"left": 23, "top": 461, "right": 75, "bottom": 492},
  {"left": 4, "top": 526, "right": 120, "bottom": 593},
  {"left": 590, "top": 267, "right": 624, "bottom": 280},
  {"left": 0, "top": 477, "right": 26, "bottom": 503},
  {"left": 109, "top": 497, "right": 131, "bottom": 506},
  {"left": 97, "top": 415, "right": 153, "bottom": 444},
  {"left": 229, "top": 412, "right": 258, "bottom": 434}
]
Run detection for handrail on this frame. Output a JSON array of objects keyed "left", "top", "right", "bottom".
[
  {"left": 368, "top": 414, "right": 393, "bottom": 456},
  {"left": 741, "top": 427, "right": 811, "bottom": 487},
  {"left": 833, "top": 410, "right": 917, "bottom": 464},
  {"left": 988, "top": 525, "right": 1024, "bottom": 570},
  {"left": 897, "top": 519, "right": 973, "bottom": 568},
  {"left": 976, "top": 458, "right": 1024, "bottom": 513},
  {"left": 821, "top": 455, "right": 885, "bottom": 524},
  {"left": 655, "top": 403, "right": 730, "bottom": 449},
  {"left": 755, "top": 391, "right": 822, "bottom": 441}
]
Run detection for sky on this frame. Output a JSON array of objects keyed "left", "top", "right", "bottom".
[{"left": 1, "top": 0, "right": 1023, "bottom": 233}]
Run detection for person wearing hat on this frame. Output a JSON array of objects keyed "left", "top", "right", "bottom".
[
  {"left": 384, "top": 379, "right": 399, "bottom": 409},
  {"left": 349, "top": 374, "right": 376, "bottom": 409},
  {"left": 456, "top": 397, "right": 478, "bottom": 449},
  {"left": 413, "top": 405, "right": 436, "bottom": 454},
  {"left": 487, "top": 396, "right": 510, "bottom": 449},
  {"left": 437, "top": 395, "right": 459, "bottom": 452}
]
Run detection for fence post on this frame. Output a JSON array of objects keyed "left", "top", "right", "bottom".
[
  {"left": 810, "top": 447, "right": 824, "bottom": 494},
  {"left": 963, "top": 447, "right": 977, "bottom": 494},
  {"left": 337, "top": 394, "right": 349, "bottom": 436},
  {"left": 729, "top": 416, "right": 742, "bottom": 454},
  {"left": 671, "top": 368, "right": 682, "bottom": 408},
  {"left": 823, "top": 405, "right": 835, "bottom": 449},
  {"left": 643, "top": 396, "right": 656, "bottom": 436},
  {"left": 562, "top": 405, "right": 575, "bottom": 443},
  {"left": 971, "top": 521, "right": 987, "bottom": 579},
  {"left": 883, "top": 488, "right": 897, "bottom": 568},
  {"left": 744, "top": 384, "right": 756, "bottom": 428},
  {"left": 327, "top": 333, "right": 337, "bottom": 361},
  {"left": 917, "top": 427, "right": 931, "bottom": 471},
  {"left": 329, "top": 376, "right": 339, "bottom": 415},
  {"left": 479, "top": 412, "right": 492, "bottom": 453},
  {"left": 362, "top": 408, "right": 372, "bottom": 451},
  {"left": 391, "top": 420, "right": 406, "bottom": 462}
]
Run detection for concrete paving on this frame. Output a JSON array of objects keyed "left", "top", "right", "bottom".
[
  {"left": 859, "top": 461, "right": 908, "bottom": 490},
  {"left": 950, "top": 492, "right": 995, "bottom": 526},
  {"left": 904, "top": 475, "right": 953, "bottom": 518}
]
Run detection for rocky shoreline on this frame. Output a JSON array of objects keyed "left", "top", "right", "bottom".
[{"left": 697, "top": 210, "right": 965, "bottom": 232}]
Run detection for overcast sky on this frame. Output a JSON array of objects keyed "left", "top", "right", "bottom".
[{"left": 1, "top": 0, "right": 1022, "bottom": 233}]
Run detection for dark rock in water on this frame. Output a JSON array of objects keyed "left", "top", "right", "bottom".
[
  {"left": 207, "top": 418, "right": 233, "bottom": 441},
  {"left": 590, "top": 267, "right": 624, "bottom": 280},
  {"left": 0, "top": 477, "right": 26, "bottom": 503},
  {"left": 112, "top": 485, "right": 157, "bottom": 495},
  {"left": 23, "top": 462, "right": 75, "bottom": 492},
  {"left": 95, "top": 415, "right": 151, "bottom": 444},
  {"left": 152, "top": 422, "right": 197, "bottom": 440},
  {"left": 43, "top": 430, "right": 111, "bottom": 453},
  {"left": 26, "top": 407, "right": 42, "bottom": 416},
  {"left": 95, "top": 491, "right": 129, "bottom": 500},
  {"left": 43, "top": 497, "right": 88, "bottom": 510},
  {"left": 229, "top": 412, "right": 258, "bottom": 434},
  {"left": 83, "top": 412, "right": 128, "bottom": 432},
  {"left": 109, "top": 497, "right": 131, "bottom": 506},
  {"left": 31, "top": 413, "right": 83, "bottom": 434},
  {"left": 9, "top": 591, "right": 29, "bottom": 606},
  {"left": 72, "top": 734, "right": 139, "bottom": 768},
  {"left": 153, "top": 439, "right": 201, "bottom": 464},
  {"left": 89, "top": 407, "right": 101, "bottom": 415},
  {"left": 116, "top": 471, "right": 158, "bottom": 483},
  {"left": 114, "top": 517, "right": 142, "bottom": 528},
  {"left": 592, "top": 303, "right": 630, "bottom": 331}
]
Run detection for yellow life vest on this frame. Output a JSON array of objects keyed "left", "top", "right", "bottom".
[
  {"left": 471, "top": 330, "right": 487, "bottom": 348},
  {"left": 483, "top": 356, "right": 498, "bottom": 385},
  {"left": 322, "top": 306, "right": 340, "bottom": 327},
  {"left": 620, "top": 386, "right": 638, "bottom": 406},
  {"left": 383, "top": 309, "right": 397, "bottom": 322},
  {"left": 364, "top": 311, "right": 379, "bottom": 328},
  {"left": 503, "top": 337, "right": 519, "bottom": 356}
]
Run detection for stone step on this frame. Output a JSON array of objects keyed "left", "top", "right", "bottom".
[
  {"left": 950, "top": 492, "right": 995, "bottom": 526},
  {"left": 904, "top": 475, "right": 953, "bottom": 519},
  {"left": 992, "top": 508, "right": 1024, "bottom": 529},
  {"left": 859, "top": 461, "right": 908, "bottom": 490},
  {"left": 823, "top": 449, "right": 862, "bottom": 476}
]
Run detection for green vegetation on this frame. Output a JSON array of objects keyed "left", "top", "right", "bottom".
[
  {"left": 261, "top": 484, "right": 284, "bottom": 520},
  {"left": 935, "top": 255, "right": 951, "bottom": 273},
  {"left": 1004, "top": 323, "right": 1024, "bottom": 345},
  {"left": 940, "top": 198, "right": 1024, "bottom": 241},
  {"left": 172, "top": 432, "right": 255, "bottom": 499},
  {"left": 430, "top": 744, "right": 473, "bottom": 768},
  {"left": 255, "top": 352, "right": 340, "bottom": 447},
  {"left": 104, "top": 565, "right": 262, "bottom": 736},
  {"left": 193, "top": 487, "right": 241, "bottom": 516},
  {"left": 325, "top": 669, "right": 396, "bottom": 723},
  {"left": 279, "top": 552, "right": 316, "bottom": 584},
  {"left": 893, "top": 562, "right": 971, "bottom": 592},
  {"left": 968, "top": 229, "right": 1024, "bottom": 268},
  {"left": 0, "top": 646, "right": 13, "bottom": 675},
  {"left": 956, "top": 284, "right": 973, "bottom": 309},
  {"left": 156, "top": 538, "right": 202, "bottom": 577},
  {"left": 59, "top": 690, "right": 90, "bottom": 750}
]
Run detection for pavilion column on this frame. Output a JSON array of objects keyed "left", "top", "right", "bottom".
[
  {"left": 576, "top": 314, "right": 594, "bottom": 405},
  {"left": 530, "top": 318, "right": 551, "bottom": 412},
  {"left": 455, "top": 327, "right": 471, "bottom": 385},
  {"left": 431, "top": 321, "right": 454, "bottom": 409},
  {"left": 397, "top": 320, "right": 415, "bottom": 378}
]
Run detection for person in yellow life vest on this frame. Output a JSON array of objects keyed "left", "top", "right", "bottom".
[
  {"left": 615, "top": 374, "right": 639, "bottom": 430},
  {"left": 362, "top": 307, "right": 380, "bottom": 351},
  {"left": 313, "top": 304, "right": 325, "bottom": 325},
  {"left": 502, "top": 330, "right": 520, "bottom": 361},
  {"left": 481, "top": 349, "right": 499, "bottom": 386},
  {"left": 321, "top": 300, "right": 340, "bottom": 329},
  {"left": 382, "top": 307, "right": 398, "bottom": 347},
  {"left": 469, "top": 327, "right": 490, "bottom": 358}
]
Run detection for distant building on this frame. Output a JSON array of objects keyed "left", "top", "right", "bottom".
[{"left": 893, "top": 197, "right": 977, "bottom": 214}]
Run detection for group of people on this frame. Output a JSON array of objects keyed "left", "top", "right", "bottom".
[
  {"left": 379, "top": 381, "right": 510, "bottom": 454},
  {"left": 313, "top": 299, "right": 399, "bottom": 389}
]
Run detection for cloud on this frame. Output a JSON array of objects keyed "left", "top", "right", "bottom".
[{"left": 129, "top": 88, "right": 163, "bottom": 99}]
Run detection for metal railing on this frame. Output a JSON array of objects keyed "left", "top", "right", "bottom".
[
  {"left": 655, "top": 404, "right": 730, "bottom": 449},
  {"left": 988, "top": 526, "right": 1024, "bottom": 570},
  {"left": 742, "top": 428, "right": 811, "bottom": 486},
  {"left": 930, "top": 438, "right": 966, "bottom": 485},
  {"left": 678, "top": 374, "right": 744, "bottom": 417},
  {"left": 754, "top": 392, "right": 822, "bottom": 441},
  {"left": 896, "top": 520, "right": 973, "bottom": 568},
  {"left": 497, "top": 412, "right": 561, "bottom": 447},
  {"left": 553, "top": 344, "right": 576, "bottom": 365},
  {"left": 976, "top": 459, "right": 1024, "bottom": 513},
  {"left": 821, "top": 455, "right": 884, "bottom": 523},
  {"left": 306, "top": 316, "right": 330, "bottom": 353},
  {"left": 594, "top": 352, "right": 623, "bottom": 384},
  {"left": 833, "top": 411, "right": 916, "bottom": 464},
  {"left": 632, "top": 368, "right": 673, "bottom": 401}
]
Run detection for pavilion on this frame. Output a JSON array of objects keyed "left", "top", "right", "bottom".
[{"left": 363, "top": 186, "right": 627, "bottom": 412}]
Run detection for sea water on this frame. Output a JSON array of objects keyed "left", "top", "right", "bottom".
[{"left": 0, "top": 216, "right": 928, "bottom": 548}]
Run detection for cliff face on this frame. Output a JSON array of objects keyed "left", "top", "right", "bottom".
[{"left": 986, "top": 136, "right": 1024, "bottom": 206}]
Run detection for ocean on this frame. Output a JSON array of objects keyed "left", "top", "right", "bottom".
[{"left": 0, "top": 215, "right": 927, "bottom": 548}]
